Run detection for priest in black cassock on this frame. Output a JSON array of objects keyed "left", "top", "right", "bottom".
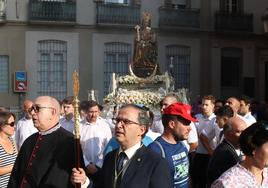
[{"left": 8, "top": 96, "right": 84, "bottom": 188}]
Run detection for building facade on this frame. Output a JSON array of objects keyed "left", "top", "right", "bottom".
[{"left": 0, "top": 0, "right": 267, "bottom": 110}]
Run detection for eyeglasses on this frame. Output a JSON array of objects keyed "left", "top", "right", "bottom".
[
  {"left": 28, "top": 104, "right": 54, "bottom": 113},
  {"left": 5, "top": 121, "right": 15, "bottom": 127},
  {"left": 112, "top": 118, "right": 140, "bottom": 126}
]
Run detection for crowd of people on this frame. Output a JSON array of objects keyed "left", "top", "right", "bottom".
[{"left": 0, "top": 94, "right": 268, "bottom": 188}]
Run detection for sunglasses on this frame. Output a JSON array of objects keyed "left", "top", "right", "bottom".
[
  {"left": 28, "top": 104, "right": 54, "bottom": 113},
  {"left": 5, "top": 121, "right": 15, "bottom": 127},
  {"left": 112, "top": 118, "right": 140, "bottom": 126}
]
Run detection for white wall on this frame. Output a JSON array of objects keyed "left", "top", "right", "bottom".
[
  {"left": 6, "top": 0, "right": 28, "bottom": 21},
  {"left": 76, "top": 0, "right": 95, "bottom": 25}
]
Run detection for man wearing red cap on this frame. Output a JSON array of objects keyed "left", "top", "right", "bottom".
[{"left": 148, "top": 102, "right": 197, "bottom": 188}]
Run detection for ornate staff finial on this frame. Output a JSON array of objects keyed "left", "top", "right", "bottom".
[{"left": 73, "top": 70, "right": 79, "bottom": 97}]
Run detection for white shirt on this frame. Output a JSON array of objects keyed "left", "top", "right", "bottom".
[
  {"left": 188, "top": 122, "right": 198, "bottom": 144},
  {"left": 202, "top": 121, "right": 222, "bottom": 148},
  {"left": 80, "top": 117, "right": 112, "bottom": 167},
  {"left": 195, "top": 113, "right": 217, "bottom": 154},
  {"left": 15, "top": 117, "right": 38, "bottom": 149},
  {"left": 146, "top": 129, "right": 161, "bottom": 141},
  {"left": 243, "top": 112, "right": 256, "bottom": 126},
  {"left": 182, "top": 122, "right": 198, "bottom": 152}
]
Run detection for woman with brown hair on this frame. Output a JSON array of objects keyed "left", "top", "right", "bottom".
[{"left": 0, "top": 111, "right": 17, "bottom": 187}]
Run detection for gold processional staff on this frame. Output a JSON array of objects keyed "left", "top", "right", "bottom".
[{"left": 72, "top": 70, "right": 81, "bottom": 188}]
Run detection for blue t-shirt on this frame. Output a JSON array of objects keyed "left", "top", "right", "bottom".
[{"left": 148, "top": 137, "right": 189, "bottom": 188}]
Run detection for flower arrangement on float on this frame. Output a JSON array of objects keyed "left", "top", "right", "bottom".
[
  {"left": 104, "top": 88, "right": 165, "bottom": 108},
  {"left": 104, "top": 71, "right": 189, "bottom": 109}
]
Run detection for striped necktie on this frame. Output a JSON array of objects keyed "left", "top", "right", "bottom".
[{"left": 117, "top": 152, "right": 126, "bottom": 174}]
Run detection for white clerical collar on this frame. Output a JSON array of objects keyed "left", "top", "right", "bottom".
[
  {"left": 39, "top": 123, "right": 61, "bottom": 135},
  {"left": 119, "top": 142, "right": 142, "bottom": 160}
]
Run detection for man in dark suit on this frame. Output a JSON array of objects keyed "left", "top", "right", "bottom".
[
  {"left": 206, "top": 116, "right": 247, "bottom": 187},
  {"left": 71, "top": 104, "right": 172, "bottom": 188}
]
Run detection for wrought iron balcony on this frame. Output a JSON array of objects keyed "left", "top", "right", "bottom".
[
  {"left": 215, "top": 12, "right": 253, "bottom": 32},
  {"left": 96, "top": 2, "right": 140, "bottom": 26},
  {"left": 159, "top": 6, "right": 200, "bottom": 29},
  {"left": 29, "top": 0, "right": 76, "bottom": 24}
]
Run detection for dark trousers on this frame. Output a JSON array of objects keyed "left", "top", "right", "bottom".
[{"left": 191, "top": 153, "right": 210, "bottom": 188}]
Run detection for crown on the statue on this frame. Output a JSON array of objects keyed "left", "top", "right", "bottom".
[{"left": 143, "top": 12, "right": 151, "bottom": 21}]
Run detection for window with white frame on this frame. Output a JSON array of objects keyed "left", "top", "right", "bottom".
[
  {"left": 104, "top": 42, "right": 131, "bottom": 95},
  {"left": 37, "top": 40, "right": 67, "bottom": 100},
  {"left": 166, "top": 45, "right": 190, "bottom": 89},
  {"left": 0, "top": 55, "right": 8, "bottom": 92}
]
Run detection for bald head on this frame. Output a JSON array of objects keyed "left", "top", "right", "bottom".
[
  {"left": 163, "top": 95, "right": 177, "bottom": 103},
  {"left": 224, "top": 116, "right": 247, "bottom": 148},
  {"left": 227, "top": 117, "right": 247, "bottom": 130},
  {"left": 23, "top": 100, "right": 33, "bottom": 119},
  {"left": 32, "top": 96, "right": 61, "bottom": 131},
  {"left": 226, "top": 97, "right": 240, "bottom": 114},
  {"left": 35, "top": 96, "right": 61, "bottom": 116},
  {"left": 23, "top": 100, "right": 33, "bottom": 108},
  {"left": 161, "top": 95, "right": 178, "bottom": 112}
]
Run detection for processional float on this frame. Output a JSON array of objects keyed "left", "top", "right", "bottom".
[{"left": 103, "top": 12, "right": 189, "bottom": 118}]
